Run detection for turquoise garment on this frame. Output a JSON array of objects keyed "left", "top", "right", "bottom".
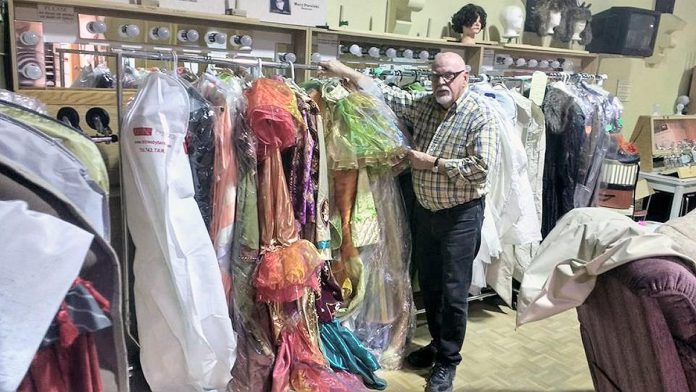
[{"left": 320, "top": 320, "right": 387, "bottom": 390}]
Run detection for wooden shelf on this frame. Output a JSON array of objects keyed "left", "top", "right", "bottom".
[
  {"left": 316, "top": 27, "right": 475, "bottom": 49},
  {"left": 311, "top": 28, "right": 485, "bottom": 74},
  {"left": 479, "top": 44, "right": 599, "bottom": 74},
  {"left": 14, "top": 0, "right": 307, "bottom": 31},
  {"left": 503, "top": 43, "right": 594, "bottom": 56}
]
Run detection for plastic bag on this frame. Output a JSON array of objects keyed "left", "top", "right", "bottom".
[
  {"left": 246, "top": 78, "right": 301, "bottom": 158},
  {"left": 254, "top": 239, "right": 323, "bottom": 303},
  {"left": 229, "top": 260, "right": 276, "bottom": 392},
  {"left": 70, "top": 63, "right": 113, "bottom": 88},
  {"left": 122, "top": 66, "right": 148, "bottom": 89},
  {"left": 228, "top": 108, "right": 277, "bottom": 392},
  {"left": 0, "top": 89, "right": 47, "bottom": 114},
  {"left": 320, "top": 320, "right": 387, "bottom": 390},
  {"left": 196, "top": 74, "right": 239, "bottom": 306},
  {"left": 183, "top": 81, "right": 217, "bottom": 228},
  {"left": 327, "top": 91, "right": 410, "bottom": 170},
  {"left": 344, "top": 171, "right": 415, "bottom": 370},
  {"left": 351, "top": 168, "right": 380, "bottom": 247},
  {"left": 271, "top": 307, "right": 369, "bottom": 392}
]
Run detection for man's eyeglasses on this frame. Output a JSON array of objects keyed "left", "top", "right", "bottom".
[{"left": 431, "top": 70, "right": 467, "bottom": 83}]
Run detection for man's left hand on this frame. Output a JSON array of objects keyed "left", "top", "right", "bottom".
[{"left": 407, "top": 149, "right": 437, "bottom": 171}]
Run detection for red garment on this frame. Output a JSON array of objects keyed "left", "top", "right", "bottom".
[
  {"left": 18, "top": 278, "right": 108, "bottom": 392},
  {"left": 246, "top": 78, "right": 301, "bottom": 158},
  {"left": 255, "top": 240, "right": 323, "bottom": 303},
  {"left": 272, "top": 323, "right": 366, "bottom": 392},
  {"left": 17, "top": 334, "right": 102, "bottom": 392},
  {"left": 209, "top": 104, "right": 237, "bottom": 306}
]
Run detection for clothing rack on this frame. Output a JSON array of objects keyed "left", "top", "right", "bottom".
[
  {"left": 52, "top": 46, "right": 321, "bottom": 349},
  {"left": 360, "top": 66, "right": 607, "bottom": 84},
  {"left": 59, "top": 48, "right": 611, "bottom": 339}
]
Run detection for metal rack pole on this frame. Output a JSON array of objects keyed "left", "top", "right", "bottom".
[{"left": 54, "top": 48, "right": 321, "bottom": 71}]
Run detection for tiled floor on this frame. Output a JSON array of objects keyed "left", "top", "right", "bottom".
[{"left": 379, "top": 300, "right": 594, "bottom": 392}]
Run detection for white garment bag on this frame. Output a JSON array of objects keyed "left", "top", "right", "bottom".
[
  {"left": 0, "top": 200, "right": 93, "bottom": 392},
  {"left": 0, "top": 115, "right": 109, "bottom": 239},
  {"left": 122, "top": 72, "right": 236, "bottom": 392}
]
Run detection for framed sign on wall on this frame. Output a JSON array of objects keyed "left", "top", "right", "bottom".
[{"left": 237, "top": 0, "right": 327, "bottom": 27}]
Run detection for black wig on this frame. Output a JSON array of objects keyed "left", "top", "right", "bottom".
[{"left": 452, "top": 4, "right": 487, "bottom": 34}]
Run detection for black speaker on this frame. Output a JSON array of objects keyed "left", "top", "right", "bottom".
[{"left": 655, "top": 0, "right": 675, "bottom": 13}]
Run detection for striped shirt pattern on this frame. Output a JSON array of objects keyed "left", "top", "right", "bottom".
[{"left": 374, "top": 80, "right": 500, "bottom": 211}]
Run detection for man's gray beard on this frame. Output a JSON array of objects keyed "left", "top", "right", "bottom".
[{"left": 435, "top": 94, "right": 452, "bottom": 107}]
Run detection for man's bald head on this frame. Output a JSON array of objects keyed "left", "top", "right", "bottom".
[
  {"left": 433, "top": 52, "right": 467, "bottom": 70},
  {"left": 431, "top": 52, "right": 469, "bottom": 108}
]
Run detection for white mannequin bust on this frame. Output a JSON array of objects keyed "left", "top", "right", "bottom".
[
  {"left": 546, "top": 10, "right": 562, "bottom": 35},
  {"left": 571, "top": 20, "right": 586, "bottom": 41},
  {"left": 500, "top": 5, "right": 525, "bottom": 38}
]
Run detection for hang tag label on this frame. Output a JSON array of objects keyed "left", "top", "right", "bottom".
[{"left": 530, "top": 71, "right": 548, "bottom": 106}]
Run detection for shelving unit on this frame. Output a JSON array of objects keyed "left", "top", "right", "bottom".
[
  {"left": 8, "top": 0, "right": 317, "bottom": 192},
  {"left": 478, "top": 44, "right": 598, "bottom": 76},
  {"left": 8, "top": 0, "right": 604, "bottom": 130}
]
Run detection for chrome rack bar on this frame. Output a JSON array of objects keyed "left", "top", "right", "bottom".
[{"left": 54, "top": 48, "right": 321, "bottom": 71}]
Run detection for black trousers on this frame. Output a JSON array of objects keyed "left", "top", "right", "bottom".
[{"left": 414, "top": 197, "right": 484, "bottom": 366}]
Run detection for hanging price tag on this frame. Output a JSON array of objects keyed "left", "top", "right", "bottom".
[{"left": 529, "top": 71, "right": 548, "bottom": 106}]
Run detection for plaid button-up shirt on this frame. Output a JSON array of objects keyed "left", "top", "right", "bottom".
[{"left": 373, "top": 80, "right": 500, "bottom": 211}]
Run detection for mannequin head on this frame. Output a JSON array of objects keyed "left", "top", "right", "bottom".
[
  {"left": 500, "top": 5, "right": 525, "bottom": 38},
  {"left": 571, "top": 20, "right": 586, "bottom": 40},
  {"left": 546, "top": 11, "right": 562, "bottom": 34},
  {"left": 534, "top": 0, "right": 565, "bottom": 37},
  {"left": 556, "top": 2, "right": 592, "bottom": 44},
  {"left": 452, "top": 4, "right": 487, "bottom": 45}
]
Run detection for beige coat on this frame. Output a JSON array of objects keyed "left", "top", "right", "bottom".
[{"left": 517, "top": 208, "right": 696, "bottom": 326}]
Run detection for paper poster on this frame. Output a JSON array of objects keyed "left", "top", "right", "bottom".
[
  {"left": 37, "top": 4, "right": 75, "bottom": 24},
  {"left": 237, "top": 0, "right": 327, "bottom": 27}
]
